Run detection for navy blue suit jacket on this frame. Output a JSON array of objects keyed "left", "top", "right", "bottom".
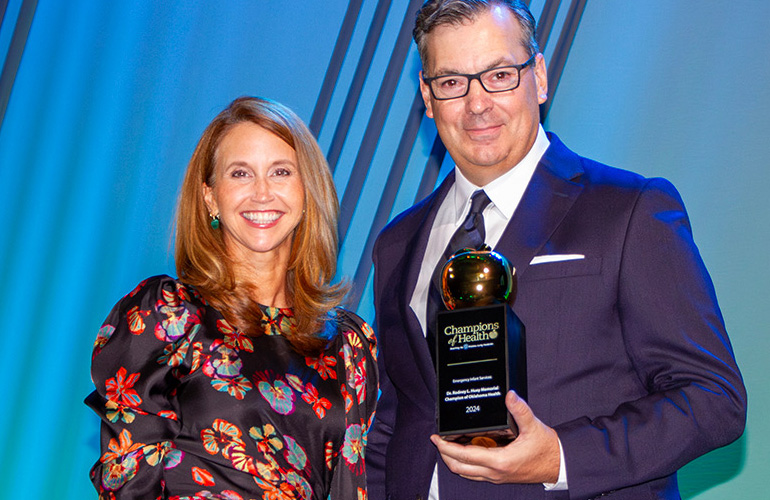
[{"left": 366, "top": 134, "right": 746, "bottom": 500}]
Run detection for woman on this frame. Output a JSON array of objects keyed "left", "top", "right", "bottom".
[{"left": 86, "top": 97, "right": 377, "bottom": 499}]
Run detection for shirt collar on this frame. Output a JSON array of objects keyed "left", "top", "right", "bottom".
[{"left": 452, "top": 125, "right": 550, "bottom": 221}]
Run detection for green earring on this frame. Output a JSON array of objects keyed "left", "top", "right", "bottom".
[{"left": 210, "top": 214, "right": 220, "bottom": 229}]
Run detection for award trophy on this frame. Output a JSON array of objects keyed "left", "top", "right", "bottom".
[{"left": 435, "top": 246, "right": 526, "bottom": 447}]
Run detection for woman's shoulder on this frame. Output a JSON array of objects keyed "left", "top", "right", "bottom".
[
  {"left": 97, "top": 275, "right": 208, "bottom": 345},
  {"left": 107, "top": 275, "right": 205, "bottom": 316},
  {"left": 330, "top": 307, "right": 376, "bottom": 353},
  {"left": 121, "top": 274, "right": 204, "bottom": 304},
  {"left": 91, "top": 276, "right": 209, "bottom": 381}
]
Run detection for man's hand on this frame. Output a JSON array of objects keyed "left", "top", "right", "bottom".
[{"left": 430, "top": 390, "right": 561, "bottom": 484}]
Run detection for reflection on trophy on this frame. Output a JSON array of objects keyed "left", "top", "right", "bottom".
[
  {"left": 435, "top": 245, "right": 526, "bottom": 447},
  {"left": 441, "top": 245, "right": 516, "bottom": 310}
]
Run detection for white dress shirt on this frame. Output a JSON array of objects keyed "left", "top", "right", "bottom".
[
  {"left": 405, "top": 126, "right": 567, "bottom": 498},
  {"left": 409, "top": 125, "right": 548, "bottom": 336}
]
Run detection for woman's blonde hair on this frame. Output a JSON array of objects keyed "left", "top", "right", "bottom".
[{"left": 175, "top": 96, "right": 347, "bottom": 355}]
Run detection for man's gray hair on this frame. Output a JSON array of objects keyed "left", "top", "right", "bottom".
[{"left": 413, "top": 0, "right": 539, "bottom": 69}]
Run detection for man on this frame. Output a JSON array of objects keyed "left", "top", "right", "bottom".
[{"left": 366, "top": 1, "right": 747, "bottom": 499}]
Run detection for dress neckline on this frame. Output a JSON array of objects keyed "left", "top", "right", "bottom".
[{"left": 258, "top": 303, "right": 296, "bottom": 337}]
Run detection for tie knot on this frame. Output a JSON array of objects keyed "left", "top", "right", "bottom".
[
  {"left": 469, "top": 189, "right": 491, "bottom": 214},
  {"left": 463, "top": 190, "right": 491, "bottom": 231}
]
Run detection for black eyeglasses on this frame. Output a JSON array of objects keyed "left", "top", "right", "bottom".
[{"left": 422, "top": 54, "right": 536, "bottom": 100}]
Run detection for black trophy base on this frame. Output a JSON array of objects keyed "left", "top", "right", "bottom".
[
  {"left": 442, "top": 427, "right": 517, "bottom": 448},
  {"left": 435, "top": 303, "right": 525, "bottom": 447}
]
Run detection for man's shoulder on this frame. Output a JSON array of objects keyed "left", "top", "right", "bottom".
[
  {"left": 376, "top": 171, "right": 453, "bottom": 244},
  {"left": 381, "top": 193, "right": 432, "bottom": 234},
  {"left": 582, "top": 157, "right": 649, "bottom": 189},
  {"left": 373, "top": 197, "right": 431, "bottom": 262},
  {"left": 581, "top": 157, "right": 682, "bottom": 205},
  {"left": 548, "top": 133, "right": 669, "bottom": 195}
]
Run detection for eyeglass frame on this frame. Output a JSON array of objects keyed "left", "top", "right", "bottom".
[{"left": 421, "top": 54, "right": 537, "bottom": 101}]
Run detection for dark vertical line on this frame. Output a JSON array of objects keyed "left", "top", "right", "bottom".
[
  {"left": 348, "top": 91, "right": 425, "bottom": 308},
  {"left": 540, "top": 0, "right": 587, "bottom": 121},
  {"left": 309, "top": 0, "right": 363, "bottom": 136},
  {"left": 337, "top": 0, "right": 424, "bottom": 243},
  {"left": 0, "top": 0, "right": 11, "bottom": 28},
  {"left": 535, "top": 0, "right": 561, "bottom": 50},
  {"left": 0, "top": 0, "right": 38, "bottom": 133},
  {"left": 326, "top": 0, "right": 392, "bottom": 172},
  {"left": 414, "top": 133, "right": 446, "bottom": 203}
]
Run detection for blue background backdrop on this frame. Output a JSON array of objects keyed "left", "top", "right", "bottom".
[{"left": 0, "top": 1, "right": 767, "bottom": 498}]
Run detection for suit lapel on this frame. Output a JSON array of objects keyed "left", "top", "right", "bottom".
[
  {"left": 495, "top": 135, "right": 585, "bottom": 278},
  {"left": 399, "top": 171, "right": 456, "bottom": 397},
  {"left": 403, "top": 171, "right": 456, "bottom": 305}
]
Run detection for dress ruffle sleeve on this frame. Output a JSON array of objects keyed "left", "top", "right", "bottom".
[
  {"left": 85, "top": 275, "right": 204, "bottom": 499},
  {"left": 327, "top": 309, "right": 378, "bottom": 500}
]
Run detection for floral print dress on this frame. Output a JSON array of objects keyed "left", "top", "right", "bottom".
[{"left": 86, "top": 275, "right": 377, "bottom": 500}]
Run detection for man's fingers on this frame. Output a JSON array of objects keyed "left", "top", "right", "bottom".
[{"left": 430, "top": 435, "right": 499, "bottom": 481}]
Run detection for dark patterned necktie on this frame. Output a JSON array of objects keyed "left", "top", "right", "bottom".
[{"left": 425, "top": 190, "right": 492, "bottom": 363}]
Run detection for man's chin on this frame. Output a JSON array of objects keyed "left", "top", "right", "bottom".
[
  {"left": 465, "top": 150, "right": 509, "bottom": 169},
  {"left": 456, "top": 159, "right": 513, "bottom": 185}
]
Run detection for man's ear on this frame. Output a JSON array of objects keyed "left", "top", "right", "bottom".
[
  {"left": 419, "top": 71, "right": 435, "bottom": 118},
  {"left": 534, "top": 53, "right": 549, "bottom": 104}
]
